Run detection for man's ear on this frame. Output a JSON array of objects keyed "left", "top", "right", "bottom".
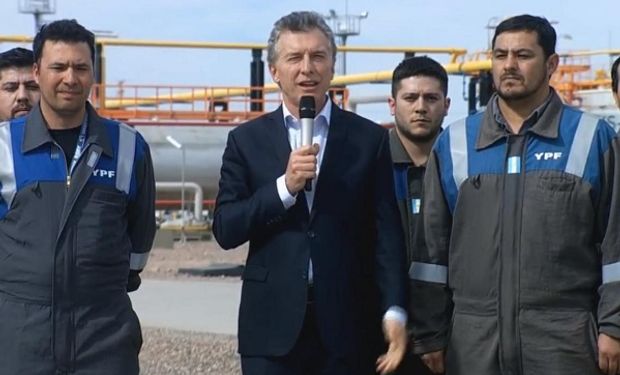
[
  {"left": 269, "top": 64, "right": 279, "bottom": 85},
  {"left": 33, "top": 62, "right": 40, "bottom": 84},
  {"left": 388, "top": 96, "right": 396, "bottom": 116},
  {"left": 546, "top": 53, "right": 560, "bottom": 79}
]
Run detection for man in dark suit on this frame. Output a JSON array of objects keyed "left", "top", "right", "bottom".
[{"left": 213, "top": 10, "right": 408, "bottom": 375}]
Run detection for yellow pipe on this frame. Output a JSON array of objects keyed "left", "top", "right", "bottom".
[
  {"left": 103, "top": 60, "right": 492, "bottom": 108},
  {"left": 0, "top": 34, "right": 465, "bottom": 55},
  {"left": 96, "top": 38, "right": 266, "bottom": 50},
  {"left": 560, "top": 49, "right": 620, "bottom": 57},
  {"left": 0, "top": 35, "right": 32, "bottom": 43}
]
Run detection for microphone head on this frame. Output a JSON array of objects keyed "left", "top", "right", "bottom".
[{"left": 299, "top": 96, "right": 316, "bottom": 119}]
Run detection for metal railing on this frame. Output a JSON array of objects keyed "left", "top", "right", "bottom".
[{"left": 91, "top": 84, "right": 349, "bottom": 123}]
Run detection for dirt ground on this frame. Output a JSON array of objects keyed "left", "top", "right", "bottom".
[{"left": 142, "top": 238, "right": 248, "bottom": 280}]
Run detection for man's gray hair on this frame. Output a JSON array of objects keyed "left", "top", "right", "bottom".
[{"left": 267, "top": 11, "right": 337, "bottom": 66}]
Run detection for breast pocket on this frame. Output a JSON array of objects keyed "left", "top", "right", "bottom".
[
  {"left": 77, "top": 187, "right": 130, "bottom": 265},
  {"left": 527, "top": 174, "right": 594, "bottom": 259}
]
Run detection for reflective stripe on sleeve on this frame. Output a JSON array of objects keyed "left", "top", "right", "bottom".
[
  {"left": 409, "top": 262, "right": 448, "bottom": 284},
  {"left": 116, "top": 123, "right": 137, "bottom": 194},
  {"left": 449, "top": 118, "right": 468, "bottom": 189},
  {"left": 130, "top": 251, "right": 151, "bottom": 270},
  {"left": 0, "top": 122, "right": 16, "bottom": 209},
  {"left": 603, "top": 262, "right": 620, "bottom": 284},
  {"left": 565, "top": 113, "right": 598, "bottom": 178}
]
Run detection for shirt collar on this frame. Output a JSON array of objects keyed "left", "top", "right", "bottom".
[
  {"left": 282, "top": 96, "right": 332, "bottom": 128},
  {"left": 477, "top": 89, "right": 564, "bottom": 149},
  {"left": 491, "top": 90, "right": 553, "bottom": 133},
  {"left": 389, "top": 128, "right": 411, "bottom": 164}
]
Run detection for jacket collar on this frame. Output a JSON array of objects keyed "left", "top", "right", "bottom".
[
  {"left": 389, "top": 128, "right": 412, "bottom": 164},
  {"left": 476, "top": 89, "right": 563, "bottom": 150},
  {"left": 22, "top": 102, "right": 114, "bottom": 157},
  {"left": 266, "top": 105, "right": 292, "bottom": 166}
]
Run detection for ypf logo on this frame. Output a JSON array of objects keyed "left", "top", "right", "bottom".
[
  {"left": 534, "top": 152, "right": 562, "bottom": 161},
  {"left": 92, "top": 169, "right": 116, "bottom": 178}
]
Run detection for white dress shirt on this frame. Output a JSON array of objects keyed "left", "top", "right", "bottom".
[{"left": 275, "top": 98, "right": 406, "bottom": 325}]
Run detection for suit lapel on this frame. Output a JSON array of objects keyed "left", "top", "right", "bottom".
[
  {"left": 310, "top": 104, "right": 348, "bottom": 223},
  {"left": 265, "top": 106, "right": 291, "bottom": 171}
]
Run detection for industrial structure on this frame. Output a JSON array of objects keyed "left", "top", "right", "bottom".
[{"left": 1, "top": 33, "right": 618, "bottom": 238}]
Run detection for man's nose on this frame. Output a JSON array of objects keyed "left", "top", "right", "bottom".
[
  {"left": 413, "top": 97, "right": 427, "bottom": 113},
  {"left": 504, "top": 54, "right": 518, "bottom": 70},
  {"left": 63, "top": 68, "right": 78, "bottom": 84},
  {"left": 16, "top": 84, "right": 28, "bottom": 100},
  {"left": 301, "top": 54, "right": 312, "bottom": 73}
]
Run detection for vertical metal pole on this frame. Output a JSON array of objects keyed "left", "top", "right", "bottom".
[
  {"left": 341, "top": 35, "right": 348, "bottom": 75},
  {"left": 250, "top": 48, "right": 264, "bottom": 112},
  {"left": 94, "top": 43, "right": 105, "bottom": 109},
  {"left": 468, "top": 76, "right": 479, "bottom": 115},
  {"left": 181, "top": 147, "right": 186, "bottom": 244},
  {"left": 34, "top": 12, "right": 42, "bottom": 32}
]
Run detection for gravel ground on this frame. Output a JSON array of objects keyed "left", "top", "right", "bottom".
[
  {"left": 139, "top": 239, "right": 246, "bottom": 374},
  {"left": 140, "top": 327, "right": 241, "bottom": 375}
]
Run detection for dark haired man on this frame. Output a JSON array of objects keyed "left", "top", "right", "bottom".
[
  {"left": 0, "top": 19, "right": 155, "bottom": 374},
  {"left": 414, "top": 14, "right": 620, "bottom": 375},
  {"left": 0, "top": 47, "right": 39, "bottom": 121},
  {"left": 387, "top": 56, "right": 449, "bottom": 375},
  {"left": 214, "top": 10, "right": 408, "bottom": 375}
]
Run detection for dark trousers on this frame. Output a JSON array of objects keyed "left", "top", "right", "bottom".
[
  {"left": 394, "top": 350, "right": 436, "bottom": 375},
  {"left": 241, "top": 299, "right": 374, "bottom": 375}
]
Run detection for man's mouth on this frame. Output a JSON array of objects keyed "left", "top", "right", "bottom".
[
  {"left": 12, "top": 105, "right": 31, "bottom": 117},
  {"left": 412, "top": 118, "right": 430, "bottom": 123},
  {"left": 502, "top": 75, "right": 522, "bottom": 82},
  {"left": 299, "top": 81, "right": 318, "bottom": 88}
]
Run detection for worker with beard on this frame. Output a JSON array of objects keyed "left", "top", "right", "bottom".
[
  {"left": 0, "top": 47, "right": 39, "bottom": 121},
  {"left": 412, "top": 14, "right": 620, "bottom": 375},
  {"left": 387, "top": 56, "right": 449, "bottom": 375}
]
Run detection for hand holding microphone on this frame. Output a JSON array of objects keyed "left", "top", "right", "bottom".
[{"left": 284, "top": 96, "right": 318, "bottom": 195}]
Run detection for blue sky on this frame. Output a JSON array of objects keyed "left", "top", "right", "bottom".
[{"left": 1, "top": 0, "right": 618, "bottom": 124}]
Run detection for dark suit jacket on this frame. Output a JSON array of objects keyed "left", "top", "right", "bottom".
[{"left": 213, "top": 103, "right": 407, "bottom": 360}]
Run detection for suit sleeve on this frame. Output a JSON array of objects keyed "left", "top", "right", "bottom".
[
  {"left": 410, "top": 149, "right": 454, "bottom": 354},
  {"left": 126, "top": 140, "right": 156, "bottom": 292},
  {"left": 213, "top": 130, "right": 288, "bottom": 250},
  {"left": 598, "top": 134, "right": 620, "bottom": 338},
  {"left": 374, "top": 129, "right": 408, "bottom": 312}
]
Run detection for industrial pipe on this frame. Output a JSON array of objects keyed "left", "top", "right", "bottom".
[{"left": 155, "top": 181, "right": 204, "bottom": 222}]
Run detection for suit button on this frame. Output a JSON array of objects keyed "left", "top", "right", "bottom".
[{"left": 307, "top": 231, "right": 316, "bottom": 239}]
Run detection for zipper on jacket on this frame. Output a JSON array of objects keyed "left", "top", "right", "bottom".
[
  {"left": 52, "top": 141, "right": 71, "bottom": 190},
  {"left": 498, "top": 134, "right": 526, "bottom": 375}
]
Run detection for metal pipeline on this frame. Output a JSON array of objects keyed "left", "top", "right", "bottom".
[{"left": 156, "top": 182, "right": 204, "bottom": 221}]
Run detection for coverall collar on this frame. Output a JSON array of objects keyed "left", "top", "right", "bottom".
[
  {"left": 389, "top": 128, "right": 412, "bottom": 164},
  {"left": 22, "top": 102, "right": 114, "bottom": 157},
  {"left": 476, "top": 89, "right": 563, "bottom": 150}
]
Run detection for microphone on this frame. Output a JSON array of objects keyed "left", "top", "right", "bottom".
[{"left": 299, "top": 96, "right": 316, "bottom": 192}]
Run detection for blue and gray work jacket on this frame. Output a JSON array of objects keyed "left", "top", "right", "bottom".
[
  {"left": 411, "top": 91, "right": 620, "bottom": 375},
  {"left": 0, "top": 103, "right": 155, "bottom": 374}
]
